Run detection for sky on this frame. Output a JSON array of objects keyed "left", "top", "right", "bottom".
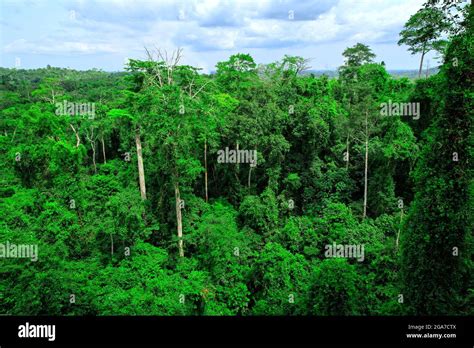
[{"left": 0, "top": 0, "right": 441, "bottom": 72}]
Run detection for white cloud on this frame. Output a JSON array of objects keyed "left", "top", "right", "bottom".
[
  {"left": 4, "top": 38, "right": 120, "bottom": 55},
  {"left": 0, "top": 0, "right": 428, "bottom": 70}
]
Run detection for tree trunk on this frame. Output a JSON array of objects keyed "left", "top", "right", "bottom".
[
  {"left": 418, "top": 46, "right": 426, "bottom": 78},
  {"left": 346, "top": 134, "right": 350, "bottom": 170},
  {"left": 86, "top": 127, "right": 97, "bottom": 173},
  {"left": 234, "top": 142, "right": 241, "bottom": 184},
  {"left": 363, "top": 111, "right": 369, "bottom": 219},
  {"left": 236, "top": 141, "right": 240, "bottom": 172},
  {"left": 175, "top": 182, "right": 184, "bottom": 257},
  {"left": 11, "top": 126, "right": 17, "bottom": 143},
  {"left": 135, "top": 127, "right": 147, "bottom": 200},
  {"left": 101, "top": 134, "right": 106, "bottom": 164},
  {"left": 110, "top": 233, "right": 114, "bottom": 257},
  {"left": 91, "top": 139, "right": 97, "bottom": 173},
  {"left": 248, "top": 166, "right": 252, "bottom": 189},
  {"left": 204, "top": 139, "right": 208, "bottom": 203},
  {"left": 70, "top": 124, "right": 80, "bottom": 148},
  {"left": 396, "top": 208, "right": 404, "bottom": 249}
]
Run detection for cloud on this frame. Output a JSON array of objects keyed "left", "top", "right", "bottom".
[
  {"left": 0, "top": 0, "right": 428, "bottom": 70},
  {"left": 2, "top": 0, "right": 425, "bottom": 54},
  {"left": 4, "top": 38, "right": 120, "bottom": 55},
  {"left": 260, "top": 0, "right": 336, "bottom": 21}
]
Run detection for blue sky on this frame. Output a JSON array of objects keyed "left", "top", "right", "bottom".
[{"left": 0, "top": 0, "right": 441, "bottom": 72}]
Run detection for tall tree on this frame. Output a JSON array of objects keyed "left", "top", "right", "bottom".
[
  {"left": 129, "top": 48, "right": 210, "bottom": 257},
  {"left": 338, "top": 47, "right": 384, "bottom": 218},
  {"left": 338, "top": 43, "right": 376, "bottom": 81},
  {"left": 398, "top": 7, "right": 449, "bottom": 78}
]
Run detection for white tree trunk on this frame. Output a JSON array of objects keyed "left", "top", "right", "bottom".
[
  {"left": 101, "top": 134, "right": 106, "bottom": 164},
  {"left": 70, "top": 124, "right": 80, "bottom": 148},
  {"left": 396, "top": 209, "right": 404, "bottom": 249},
  {"left": 175, "top": 182, "right": 184, "bottom": 257},
  {"left": 135, "top": 128, "right": 147, "bottom": 200},
  {"left": 346, "top": 134, "right": 350, "bottom": 170},
  {"left": 91, "top": 141, "right": 97, "bottom": 173},
  {"left": 86, "top": 127, "right": 96, "bottom": 173},
  {"left": 204, "top": 139, "right": 208, "bottom": 203},
  {"left": 363, "top": 111, "right": 369, "bottom": 219}
]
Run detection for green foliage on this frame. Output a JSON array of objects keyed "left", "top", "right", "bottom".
[
  {"left": 401, "top": 5, "right": 473, "bottom": 315},
  {"left": 398, "top": 7, "right": 449, "bottom": 56},
  {"left": 308, "top": 259, "right": 360, "bottom": 315},
  {"left": 251, "top": 243, "right": 309, "bottom": 315}
]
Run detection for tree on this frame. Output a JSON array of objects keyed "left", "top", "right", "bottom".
[
  {"left": 338, "top": 60, "right": 386, "bottom": 219},
  {"left": 107, "top": 108, "right": 147, "bottom": 200},
  {"left": 339, "top": 43, "right": 376, "bottom": 80},
  {"left": 398, "top": 7, "right": 449, "bottom": 78},
  {"left": 216, "top": 53, "right": 257, "bottom": 95},
  {"left": 342, "top": 43, "right": 376, "bottom": 67},
  {"left": 251, "top": 243, "right": 309, "bottom": 315},
  {"left": 309, "top": 259, "right": 361, "bottom": 315},
  {"left": 127, "top": 48, "right": 210, "bottom": 257}
]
